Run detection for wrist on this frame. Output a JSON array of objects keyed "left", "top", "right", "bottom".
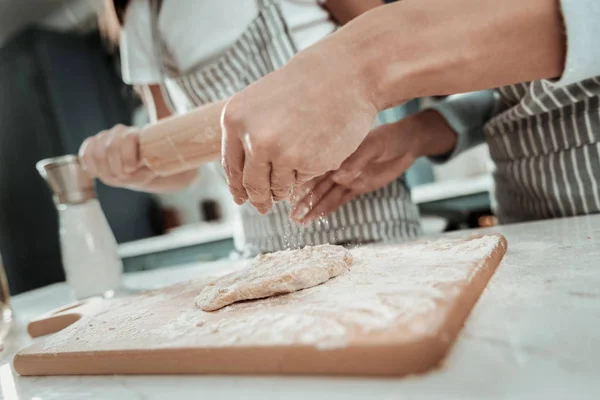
[
  {"left": 329, "top": 7, "right": 404, "bottom": 114},
  {"left": 405, "top": 109, "right": 457, "bottom": 158}
]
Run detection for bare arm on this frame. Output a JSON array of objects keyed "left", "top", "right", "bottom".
[
  {"left": 335, "top": 0, "right": 565, "bottom": 111},
  {"left": 324, "top": 0, "right": 384, "bottom": 25}
]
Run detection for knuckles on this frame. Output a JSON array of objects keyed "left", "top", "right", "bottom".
[
  {"left": 106, "top": 137, "right": 121, "bottom": 154},
  {"left": 220, "top": 96, "right": 245, "bottom": 130},
  {"left": 242, "top": 181, "right": 270, "bottom": 200},
  {"left": 222, "top": 160, "right": 243, "bottom": 179}
]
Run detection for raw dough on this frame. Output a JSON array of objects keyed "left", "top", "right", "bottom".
[{"left": 195, "top": 244, "right": 353, "bottom": 311}]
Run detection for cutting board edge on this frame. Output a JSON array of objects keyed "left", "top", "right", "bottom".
[
  {"left": 13, "top": 234, "right": 508, "bottom": 377},
  {"left": 13, "top": 337, "right": 449, "bottom": 377},
  {"left": 436, "top": 233, "right": 507, "bottom": 361}
]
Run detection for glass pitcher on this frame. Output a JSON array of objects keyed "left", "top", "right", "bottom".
[{"left": 37, "top": 155, "right": 123, "bottom": 299}]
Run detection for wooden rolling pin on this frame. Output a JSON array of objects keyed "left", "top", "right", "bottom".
[{"left": 139, "top": 100, "right": 226, "bottom": 176}]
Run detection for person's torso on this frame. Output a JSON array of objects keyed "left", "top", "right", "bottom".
[
  {"left": 153, "top": 0, "right": 335, "bottom": 73},
  {"left": 484, "top": 78, "right": 600, "bottom": 223}
]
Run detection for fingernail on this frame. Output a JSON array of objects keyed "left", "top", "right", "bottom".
[
  {"left": 291, "top": 204, "right": 310, "bottom": 221},
  {"left": 230, "top": 188, "right": 247, "bottom": 205},
  {"left": 258, "top": 206, "right": 271, "bottom": 215},
  {"left": 233, "top": 194, "right": 247, "bottom": 205}
]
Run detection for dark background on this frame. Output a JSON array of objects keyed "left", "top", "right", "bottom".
[{"left": 0, "top": 28, "right": 161, "bottom": 294}]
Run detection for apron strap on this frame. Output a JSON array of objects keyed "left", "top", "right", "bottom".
[
  {"left": 149, "top": 0, "right": 178, "bottom": 114},
  {"left": 256, "top": 0, "right": 274, "bottom": 9}
]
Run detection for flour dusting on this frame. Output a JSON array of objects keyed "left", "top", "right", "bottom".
[{"left": 33, "top": 235, "right": 506, "bottom": 353}]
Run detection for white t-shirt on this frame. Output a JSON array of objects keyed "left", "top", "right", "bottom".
[{"left": 120, "top": 0, "right": 336, "bottom": 85}]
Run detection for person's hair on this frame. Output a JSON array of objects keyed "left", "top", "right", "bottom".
[{"left": 112, "top": 0, "right": 132, "bottom": 26}]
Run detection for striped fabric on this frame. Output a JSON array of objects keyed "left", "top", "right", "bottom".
[
  {"left": 485, "top": 78, "right": 600, "bottom": 223},
  {"left": 149, "top": 0, "right": 421, "bottom": 254}
]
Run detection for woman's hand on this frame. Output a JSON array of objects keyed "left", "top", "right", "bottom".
[
  {"left": 220, "top": 39, "right": 380, "bottom": 214},
  {"left": 222, "top": 0, "right": 565, "bottom": 215},
  {"left": 290, "top": 110, "right": 457, "bottom": 223},
  {"left": 79, "top": 124, "right": 198, "bottom": 193}
]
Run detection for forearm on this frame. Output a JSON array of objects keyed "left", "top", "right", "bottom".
[
  {"left": 335, "top": 0, "right": 565, "bottom": 111},
  {"left": 133, "top": 169, "right": 199, "bottom": 194},
  {"left": 408, "top": 109, "right": 458, "bottom": 159}
]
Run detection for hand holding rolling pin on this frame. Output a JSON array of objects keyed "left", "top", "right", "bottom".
[
  {"left": 78, "top": 123, "right": 198, "bottom": 193},
  {"left": 78, "top": 100, "right": 226, "bottom": 193}
]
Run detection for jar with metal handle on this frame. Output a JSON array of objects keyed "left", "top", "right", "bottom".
[{"left": 37, "top": 155, "right": 123, "bottom": 299}]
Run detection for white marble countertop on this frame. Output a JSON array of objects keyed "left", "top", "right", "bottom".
[
  {"left": 116, "top": 175, "right": 495, "bottom": 260},
  {"left": 411, "top": 174, "right": 493, "bottom": 204},
  {"left": 2, "top": 215, "right": 600, "bottom": 399},
  {"left": 118, "top": 221, "right": 235, "bottom": 259}
]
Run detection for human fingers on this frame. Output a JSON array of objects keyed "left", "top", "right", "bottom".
[
  {"left": 299, "top": 185, "right": 352, "bottom": 223},
  {"left": 270, "top": 167, "right": 296, "bottom": 202},
  {"left": 78, "top": 136, "right": 99, "bottom": 177},
  {"left": 290, "top": 174, "right": 336, "bottom": 222},
  {"left": 122, "top": 166, "right": 158, "bottom": 186},
  {"left": 220, "top": 99, "right": 248, "bottom": 205},
  {"left": 347, "top": 156, "right": 415, "bottom": 197},
  {"left": 91, "top": 130, "right": 116, "bottom": 182},
  {"left": 120, "top": 128, "right": 143, "bottom": 174},
  {"left": 289, "top": 175, "right": 322, "bottom": 206},
  {"left": 243, "top": 157, "right": 273, "bottom": 214},
  {"left": 330, "top": 133, "right": 382, "bottom": 185},
  {"left": 106, "top": 125, "right": 131, "bottom": 179}
]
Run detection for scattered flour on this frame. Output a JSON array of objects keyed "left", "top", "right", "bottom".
[{"left": 34, "top": 235, "right": 505, "bottom": 353}]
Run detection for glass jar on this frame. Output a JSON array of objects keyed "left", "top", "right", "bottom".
[
  {"left": 58, "top": 199, "right": 123, "bottom": 299},
  {"left": 37, "top": 155, "right": 123, "bottom": 299}
]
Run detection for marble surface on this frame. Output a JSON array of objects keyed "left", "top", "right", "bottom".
[
  {"left": 116, "top": 175, "right": 494, "bottom": 260},
  {"left": 118, "top": 221, "right": 235, "bottom": 258},
  {"left": 411, "top": 174, "right": 493, "bottom": 204},
  {"left": 2, "top": 215, "right": 600, "bottom": 399}
]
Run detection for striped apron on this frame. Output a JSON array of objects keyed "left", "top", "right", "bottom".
[
  {"left": 149, "top": 0, "right": 421, "bottom": 255},
  {"left": 485, "top": 78, "right": 600, "bottom": 223}
]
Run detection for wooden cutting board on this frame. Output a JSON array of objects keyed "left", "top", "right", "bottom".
[{"left": 14, "top": 234, "right": 507, "bottom": 377}]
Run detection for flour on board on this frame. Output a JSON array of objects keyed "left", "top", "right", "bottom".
[{"left": 33, "top": 235, "right": 506, "bottom": 354}]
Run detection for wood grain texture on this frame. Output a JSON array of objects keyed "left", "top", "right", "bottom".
[
  {"left": 27, "top": 297, "right": 105, "bottom": 338},
  {"left": 139, "top": 100, "right": 225, "bottom": 176},
  {"left": 14, "top": 234, "right": 507, "bottom": 377}
]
